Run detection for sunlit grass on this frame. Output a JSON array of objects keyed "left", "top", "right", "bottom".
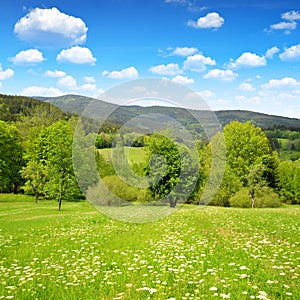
[
  {"left": 99, "top": 146, "right": 147, "bottom": 166},
  {"left": 0, "top": 199, "right": 299, "bottom": 299}
]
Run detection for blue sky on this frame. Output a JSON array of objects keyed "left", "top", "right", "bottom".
[{"left": 1, "top": 0, "right": 300, "bottom": 117}]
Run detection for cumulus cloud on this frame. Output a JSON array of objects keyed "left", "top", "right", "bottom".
[
  {"left": 197, "top": 90, "right": 216, "bottom": 99},
  {"left": 0, "top": 65, "right": 14, "bottom": 80},
  {"left": 80, "top": 83, "right": 97, "bottom": 91},
  {"left": 265, "top": 46, "right": 280, "bottom": 59},
  {"left": 237, "top": 82, "right": 256, "bottom": 91},
  {"left": 14, "top": 7, "right": 87, "bottom": 47},
  {"left": 281, "top": 10, "right": 300, "bottom": 21},
  {"left": 105, "top": 66, "right": 139, "bottom": 79},
  {"left": 149, "top": 63, "right": 182, "bottom": 76},
  {"left": 57, "top": 46, "right": 96, "bottom": 65},
  {"left": 270, "top": 21, "right": 296, "bottom": 31},
  {"left": 9, "top": 49, "right": 45, "bottom": 65},
  {"left": 57, "top": 75, "right": 78, "bottom": 89},
  {"left": 44, "top": 70, "right": 66, "bottom": 78},
  {"left": 21, "top": 86, "right": 64, "bottom": 97},
  {"left": 279, "top": 44, "right": 300, "bottom": 61},
  {"left": 170, "top": 47, "right": 198, "bottom": 56},
  {"left": 203, "top": 69, "right": 238, "bottom": 81},
  {"left": 183, "top": 54, "right": 216, "bottom": 72},
  {"left": 261, "top": 77, "right": 300, "bottom": 90},
  {"left": 84, "top": 76, "right": 96, "bottom": 83},
  {"left": 267, "top": 10, "right": 300, "bottom": 34},
  {"left": 229, "top": 52, "right": 266, "bottom": 69},
  {"left": 187, "top": 12, "right": 224, "bottom": 30},
  {"left": 171, "top": 75, "right": 194, "bottom": 84}
]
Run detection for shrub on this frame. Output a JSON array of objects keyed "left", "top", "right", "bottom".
[
  {"left": 229, "top": 188, "right": 251, "bottom": 208},
  {"left": 229, "top": 187, "right": 281, "bottom": 208},
  {"left": 102, "top": 175, "right": 147, "bottom": 203}
]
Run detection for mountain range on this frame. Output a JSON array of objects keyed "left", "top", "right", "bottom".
[{"left": 35, "top": 94, "right": 300, "bottom": 131}]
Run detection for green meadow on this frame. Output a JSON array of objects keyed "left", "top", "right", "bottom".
[
  {"left": 99, "top": 147, "right": 147, "bottom": 166},
  {"left": 0, "top": 196, "right": 299, "bottom": 299}
]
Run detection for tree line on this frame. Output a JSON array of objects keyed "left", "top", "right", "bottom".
[{"left": 1, "top": 100, "right": 300, "bottom": 209}]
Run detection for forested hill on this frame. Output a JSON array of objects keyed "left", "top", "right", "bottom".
[
  {"left": 0, "top": 94, "right": 66, "bottom": 122},
  {"left": 36, "top": 94, "right": 300, "bottom": 130}
]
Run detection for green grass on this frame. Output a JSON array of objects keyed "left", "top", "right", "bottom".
[
  {"left": 0, "top": 194, "right": 36, "bottom": 203},
  {"left": 0, "top": 199, "right": 299, "bottom": 299},
  {"left": 99, "top": 147, "right": 147, "bottom": 166}
]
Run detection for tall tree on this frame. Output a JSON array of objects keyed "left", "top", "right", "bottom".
[
  {"left": 146, "top": 133, "right": 198, "bottom": 207},
  {"left": 21, "top": 161, "right": 48, "bottom": 203},
  {"left": 22, "top": 120, "right": 82, "bottom": 209},
  {"left": 0, "top": 121, "right": 23, "bottom": 193},
  {"left": 278, "top": 159, "right": 300, "bottom": 204},
  {"left": 224, "top": 121, "right": 273, "bottom": 185},
  {"left": 44, "top": 121, "right": 82, "bottom": 210},
  {"left": 247, "top": 163, "right": 267, "bottom": 208}
]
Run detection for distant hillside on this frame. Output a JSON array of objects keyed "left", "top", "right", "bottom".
[
  {"left": 0, "top": 94, "right": 66, "bottom": 122},
  {"left": 36, "top": 94, "right": 300, "bottom": 130}
]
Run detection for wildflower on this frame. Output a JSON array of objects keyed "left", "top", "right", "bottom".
[{"left": 220, "top": 293, "right": 231, "bottom": 299}]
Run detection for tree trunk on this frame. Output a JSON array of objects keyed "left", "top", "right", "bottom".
[
  {"left": 58, "top": 198, "right": 62, "bottom": 211},
  {"left": 169, "top": 199, "right": 177, "bottom": 208},
  {"left": 251, "top": 196, "right": 255, "bottom": 208}
]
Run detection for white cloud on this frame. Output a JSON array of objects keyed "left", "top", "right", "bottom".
[
  {"left": 171, "top": 75, "right": 194, "bottom": 84},
  {"left": 270, "top": 21, "right": 296, "bottom": 31},
  {"left": 0, "top": 65, "right": 14, "bottom": 80},
  {"left": 197, "top": 90, "right": 216, "bottom": 99},
  {"left": 237, "top": 82, "right": 256, "bottom": 91},
  {"left": 57, "top": 75, "right": 77, "bottom": 89},
  {"left": 14, "top": 7, "right": 87, "bottom": 47},
  {"left": 84, "top": 76, "right": 96, "bottom": 83},
  {"left": 265, "top": 46, "right": 280, "bottom": 59},
  {"left": 279, "top": 44, "right": 300, "bottom": 61},
  {"left": 21, "top": 86, "right": 64, "bottom": 97},
  {"left": 261, "top": 77, "right": 300, "bottom": 90},
  {"left": 80, "top": 83, "right": 97, "bottom": 92},
  {"left": 44, "top": 70, "right": 66, "bottom": 78},
  {"left": 9, "top": 49, "right": 45, "bottom": 65},
  {"left": 281, "top": 10, "right": 300, "bottom": 21},
  {"left": 203, "top": 69, "right": 238, "bottom": 81},
  {"left": 267, "top": 10, "right": 300, "bottom": 34},
  {"left": 171, "top": 47, "right": 198, "bottom": 56},
  {"left": 57, "top": 46, "right": 96, "bottom": 65},
  {"left": 106, "top": 66, "right": 139, "bottom": 79},
  {"left": 187, "top": 12, "right": 224, "bottom": 30},
  {"left": 149, "top": 63, "right": 182, "bottom": 76},
  {"left": 229, "top": 52, "right": 266, "bottom": 68},
  {"left": 183, "top": 54, "right": 216, "bottom": 72}
]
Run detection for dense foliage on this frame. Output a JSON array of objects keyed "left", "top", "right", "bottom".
[
  {"left": 1, "top": 94, "right": 300, "bottom": 208},
  {"left": 0, "top": 121, "right": 23, "bottom": 193}
]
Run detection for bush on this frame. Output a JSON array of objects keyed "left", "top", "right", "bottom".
[
  {"left": 229, "top": 188, "right": 281, "bottom": 208},
  {"left": 102, "top": 175, "right": 147, "bottom": 203},
  {"left": 229, "top": 188, "right": 251, "bottom": 208},
  {"left": 209, "top": 189, "right": 230, "bottom": 207}
]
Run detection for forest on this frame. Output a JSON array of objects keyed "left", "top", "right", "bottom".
[{"left": 1, "top": 93, "right": 300, "bottom": 210}]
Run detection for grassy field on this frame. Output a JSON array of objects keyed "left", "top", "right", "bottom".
[
  {"left": 99, "top": 147, "right": 147, "bottom": 166},
  {"left": 0, "top": 196, "right": 299, "bottom": 299}
]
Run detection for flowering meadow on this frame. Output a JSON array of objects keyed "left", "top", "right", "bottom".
[{"left": 0, "top": 199, "right": 299, "bottom": 299}]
